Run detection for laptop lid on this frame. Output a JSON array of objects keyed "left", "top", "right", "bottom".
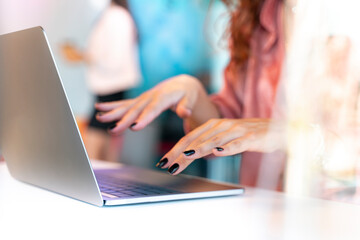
[{"left": 0, "top": 27, "right": 103, "bottom": 206}]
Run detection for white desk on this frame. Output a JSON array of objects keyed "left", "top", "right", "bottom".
[{"left": 1, "top": 161, "right": 360, "bottom": 240}]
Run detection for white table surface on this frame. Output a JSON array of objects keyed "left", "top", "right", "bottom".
[{"left": 1, "top": 161, "right": 360, "bottom": 240}]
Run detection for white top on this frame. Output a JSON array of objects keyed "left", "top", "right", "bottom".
[
  {"left": 1, "top": 160, "right": 360, "bottom": 240},
  {"left": 86, "top": 5, "right": 141, "bottom": 95}
]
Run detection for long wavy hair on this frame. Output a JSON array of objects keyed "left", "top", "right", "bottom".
[{"left": 222, "top": 0, "right": 265, "bottom": 70}]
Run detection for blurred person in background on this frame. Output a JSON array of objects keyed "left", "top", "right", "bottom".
[{"left": 62, "top": 0, "right": 141, "bottom": 162}]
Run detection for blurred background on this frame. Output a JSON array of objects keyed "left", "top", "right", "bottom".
[{"left": 0, "top": 0, "right": 240, "bottom": 183}]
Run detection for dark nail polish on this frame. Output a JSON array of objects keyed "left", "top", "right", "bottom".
[
  {"left": 168, "top": 163, "right": 179, "bottom": 175},
  {"left": 183, "top": 149, "right": 195, "bottom": 156},
  {"left": 96, "top": 112, "right": 104, "bottom": 117},
  {"left": 130, "top": 122, "right": 137, "bottom": 128},
  {"left": 216, "top": 147, "right": 224, "bottom": 151},
  {"left": 109, "top": 124, "right": 117, "bottom": 130},
  {"left": 156, "top": 158, "right": 168, "bottom": 168}
]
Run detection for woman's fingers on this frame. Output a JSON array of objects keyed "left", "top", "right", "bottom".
[
  {"left": 96, "top": 89, "right": 179, "bottom": 133},
  {"left": 164, "top": 122, "right": 245, "bottom": 175},
  {"left": 157, "top": 119, "right": 237, "bottom": 174},
  {"left": 167, "top": 131, "right": 242, "bottom": 175},
  {"left": 95, "top": 99, "right": 131, "bottom": 112},
  {"left": 157, "top": 119, "right": 219, "bottom": 169},
  {"left": 156, "top": 118, "right": 284, "bottom": 175},
  {"left": 134, "top": 85, "right": 199, "bottom": 130},
  {"left": 107, "top": 97, "right": 152, "bottom": 134},
  {"left": 133, "top": 92, "right": 185, "bottom": 130},
  {"left": 213, "top": 122, "right": 282, "bottom": 156},
  {"left": 96, "top": 104, "right": 132, "bottom": 123},
  {"left": 212, "top": 135, "right": 252, "bottom": 157},
  {"left": 193, "top": 130, "right": 241, "bottom": 157},
  {"left": 94, "top": 75, "right": 207, "bottom": 134}
]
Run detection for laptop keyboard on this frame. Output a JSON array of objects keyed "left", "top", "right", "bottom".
[{"left": 95, "top": 171, "right": 180, "bottom": 199}]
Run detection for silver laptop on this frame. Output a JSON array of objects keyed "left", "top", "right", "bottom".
[{"left": 0, "top": 26, "right": 244, "bottom": 207}]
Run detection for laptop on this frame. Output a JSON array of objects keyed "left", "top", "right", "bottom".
[{"left": 0, "top": 26, "right": 244, "bottom": 207}]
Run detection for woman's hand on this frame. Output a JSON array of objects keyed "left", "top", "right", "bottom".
[
  {"left": 95, "top": 74, "right": 220, "bottom": 134},
  {"left": 156, "top": 118, "right": 286, "bottom": 175}
]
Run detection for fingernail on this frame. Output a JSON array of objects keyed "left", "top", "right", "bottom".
[
  {"left": 183, "top": 149, "right": 195, "bottom": 156},
  {"left": 156, "top": 158, "right": 168, "bottom": 168},
  {"left": 215, "top": 147, "right": 224, "bottom": 151},
  {"left": 109, "top": 124, "right": 117, "bottom": 130},
  {"left": 168, "top": 163, "right": 179, "bottom": 175},
  {"left": 96, "top": 112, "right": 104, "bottom": 117},
  {"left": 130, "top": 122, "right": 137, "bottom": 128}
]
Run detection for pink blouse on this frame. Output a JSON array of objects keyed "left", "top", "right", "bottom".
[{"left": 211, "top": 0, "right": 285, "bottom": 189}]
